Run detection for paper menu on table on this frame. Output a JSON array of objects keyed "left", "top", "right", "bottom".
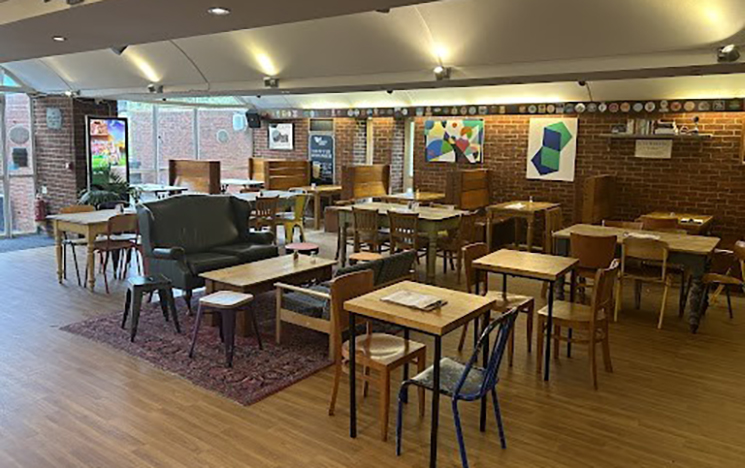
[
  {"left": 504, "top": 203, "right": 526, "bottom": 210},
  {"left": 380, "top": 290, "right": 447, "bottom": 312}
]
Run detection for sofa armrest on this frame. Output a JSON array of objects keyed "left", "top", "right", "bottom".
[
  {"left": 152, "top": 247, "right": 186, "bottom": 262},
  {"left": 275, "top": 282, "right": 331, "bottom": 300},
  {"left": 246, "top": 231, "right": 275, "bottom": 245}
]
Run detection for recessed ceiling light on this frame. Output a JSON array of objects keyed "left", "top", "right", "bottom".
[
  {"left": 52, "top": 36, "right": 67, "bottom": 42},
  {"left": 207, "top": 7, "right": 231, "bottom": 16}
]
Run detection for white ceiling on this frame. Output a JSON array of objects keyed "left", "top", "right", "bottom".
[{"left": 2, "top": 0, "right": 745, "bottom": 104}]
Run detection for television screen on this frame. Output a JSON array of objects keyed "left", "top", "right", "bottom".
[{"left": 87, "top": 116, "right": 129, "bottom": 188}]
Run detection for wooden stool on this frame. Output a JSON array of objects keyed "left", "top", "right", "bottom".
[
  {"left": 189, "top": 291, "right": 259, "bottom": 367},
  {"left": 122, "top": 274, "right": 180, "bottom": 342},
  {"left": 349, "top": 252, "right": 383, "bottom": 265},
  {"left": 285, "top": 242, "right": 320, "bottom": 255}
]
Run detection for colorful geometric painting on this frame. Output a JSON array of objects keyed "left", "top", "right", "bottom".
[
  {"left": 424, "top": 119, "right": 484, "bottom": 163},
  {"left": 526, "top": 118, "right": 577, "bottom": 182}
]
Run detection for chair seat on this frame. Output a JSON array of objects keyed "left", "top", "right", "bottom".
[
  {"left": 200, "top": 290, "right": 253, "bottom": 309},
  {"left": 342, "top": 333, "right": 425, "bottom": 367},
  {"left": 127, "top": 274, "right": 171, "bottom": 289},
  {"left": 536, "top": 300, "right": 606, "bottom": 323},
  {"left": 93, "top": 239, "right": 138, "bottom": 251},
  {"left": 408, "top": 357, "right": 485, "bottom": 398},
  {"left": 702, "top": 273, "right": 743, "bottom": 286},
  {"left": 484, "top": 292, "right": 533, "bottom": 313},
  {"left": 277, "top": 212, "right": 300, "bottom": 222}
]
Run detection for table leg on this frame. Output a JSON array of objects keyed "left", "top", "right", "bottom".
[
  {"left": 426, "top": 231, "right": 437, "bottom": 285},
  {"left": 687, "top": 275, "right": 706, "bottom": 333},
  {"left": 349, "top": 312, "right": 357, "bottom": 438},
  {"left": 86, "top": 230, "right": 96, "bottom": 291},
  {"left": 429, "top": 336, "right": 442, "bottom": 468},
  {"left": 54, "top": 222, "right": 64, "bottom": 284},
  {"left": 568, "top": 270, "right": 576, "bottom": 358},
  {"left": 314, "top": 192, "right": 321, "bottom": 230},
  {"left": 486, "top": 211, "right": 493, "bottom": 252},
  {"left": 544, "top": 280, "right": 554, "bottom": 381},
  {"left": 339, "top": 215, "right": 348, "bottom": 267},
  {"left": 513, "top": 217, "right": 521, "bottom": 250},
  {"left": 480, "top": 310, "right": 491, "bottom": 432},
  {"left": 402, "top": 328, "right": 410, "bottom": 403},
  {"left": 526, "top": 215, "right": 535, "bottom": 253}
]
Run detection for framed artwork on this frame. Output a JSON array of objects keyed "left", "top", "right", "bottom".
[
  {"left": 526, "top": 118, "right": 577, "bottom": 182},
  {"left": 268, "top": 123, "right": 294, "bottom": 150},
  {"left": 424, "top": 119, "right": 484, "bottom": 163}
]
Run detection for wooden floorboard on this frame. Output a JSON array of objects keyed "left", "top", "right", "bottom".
[{"left": 0, "top": 229, "right": 744, "bottom": 467}]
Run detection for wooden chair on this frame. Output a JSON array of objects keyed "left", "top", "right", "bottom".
[
  {"left": 570, "top": 232, "right": 618, "bottom": 303},
  {"left": 253, "top": 196, "right": 280, "bottom": 241},
  {"left": 537, "top": 260, "right": 618, "bottom": 389},
  {"left": 388, "top": 210, "right": 423, "bottom": 256},
  {"left": 327, "top": 270, "right": 427, "bottom": 441},
  {"left": 700, "top": 241, "right": 745, "bottom": 319},
  {"left": 90, "top": 213, "right": 141, "bottom": 294},
  {"left": 60, "top": 204, "right": 95, "bottom": 286},
  {"left": 456, "top": 243, "right": 535, "bottom": 367},
  {"left": 278, "top": 193, "right": 309, "bottom": 243},
  {"left": 640, "top": 216, "right": 679, "bottom": 232},
  {"left": 602, "top": 220, "right": 643, "bottom": 230},
  {"left": 437, "top": 211, "right": 478, "bottom": 283},
  {"left": 352, "top": 207, "right": 385, "bottom": 253},
  {"left": 542, "top": 207, "right": 564, "bottom": 254},
  {"left": 616, "top": 236, "right": 673, "bottom": 328}
]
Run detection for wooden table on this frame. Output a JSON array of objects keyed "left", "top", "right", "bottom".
[
  {"left": 221, "top": 178, "right": 264, "bottom": 192},
  {"left": 337, "top": 202, "right": 467, "bottom": 284},
  {"left": 344, "top": 281, "right": 495, "bottom": 468},
  {"left": 200, "top": 255, "right": 335, "bottom": 336},
  {"left": 48, "top": 209, "right": 133, "bottom": 291},
  {"left": 473, "top": 249, "right": 577, "bottom": 380},
  {"left": 486, "top": 201, "right": 560, "bottom": 252},
  {"left": 233, "top": 190, "right": 297, "bottom": 211},
  {"left": 553, "top": 224, "right": 720, "bottom": 332},
  {"left": 291, "top": 185, "right": 342, "bottom": 230},
  {"left": 132, "top": 183, "right": 187, "bottom": 199},
  {"left": 382, "top": 191, "right": 446, "bottom": 204},
  {"left": 643, "top": 211, "right": 714, "bottom": 235}
]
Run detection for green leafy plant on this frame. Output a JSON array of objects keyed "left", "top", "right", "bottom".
[{"left": 78, "top": 165, "right": 140, "bottom": 207}]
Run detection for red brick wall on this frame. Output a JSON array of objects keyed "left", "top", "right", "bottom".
[
  {"left": 371, "top": 117, "right": 405, "bottom": 192},
  {"left": 413, "top": 113, "right": 745, "bottom": 239}
]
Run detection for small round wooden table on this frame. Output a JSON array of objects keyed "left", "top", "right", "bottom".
[
  {"left": 285, "top": 242, "right": 321, "bottom": 256},
  {"left": 349, "top": 252, "right": 384, "bottom": 264}
]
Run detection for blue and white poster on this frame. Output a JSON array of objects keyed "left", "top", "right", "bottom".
[{"left": 309, "top": 134, "right": 334, "bottom": 184}]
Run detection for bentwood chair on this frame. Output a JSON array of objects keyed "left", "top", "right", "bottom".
[
  {"left": 570, "top": 232, "right": 617, "bottom": 303},
  {"left": 60, "top": 204, "right": 96, "bottom": 286},
  {"left": 90, "top": 213, "right": 141, "bottom": 294},
  {"left": 700, "top": 241, "right": 745, "bottom": 319},
  {"left": 616, "top": 236, "right": 674, "bottom": 328},
  {"left": 396, "top": 308, "right": 519, "bottom": 468},
  {"left": 456, "top": 243, "right": 534, "bottom": 367},
  {"left": 278, "top": 193, "right": 309, "bottom": 243},
  {"left": 388, "top": 210, "right": 424, "bottom": 260},
  {"left": 352, "top": 207, "right": 386, "bottom": 254},
  {"left": 602, "top": 220, "right": 643, "bottom": 230},
  {"left": 438, "top": 211, "right": 478, "bottom": 283},
  {"left": 640, "top": 216, "right": 680, "bottom": 232},
  {"left": 327, "top": 270, "right": 427, "bottom": 441},
  {"left": 536, "top": 260, "right": 618, "bottom": 389},
  {"left": 253, "top": 196, "right": 280, "bottom": 241}
]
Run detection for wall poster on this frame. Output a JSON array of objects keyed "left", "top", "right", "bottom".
[
  {"left": 86, "top": 116, "right": 129, "bottom": 188},
  {"left": 424, "top": 119, "right": 484, "bottom": 163},
  {"left": 309, "top": 133, "right": 334, "bottom": 184},
  {"left": 526, "top": 118, "right": 577, "bottom": 182},
  {"left": 268, "top": 122, "right": 294, "bottom": 150}
]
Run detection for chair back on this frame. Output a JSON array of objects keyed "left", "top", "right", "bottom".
[
  {"left": 290, "top": 194, "right": 309, "bottom": 222},
  {"left": 453, "top": 308, "right": 519, "bottom": 401},
  {"left": 60, "top": 205, "right": 95, "bottom": 215},
  {"left": 589, "top": 259, "right": 620, "bottom": 325},
  {"left": 352, "top": 207, "right": 380, "bottom": 249},
  {"left": 640, "top": 216, "right": 679, "bottom": 232},
  {"left": 454, "top": 211, "right": 479, "bottom": 246},
  {"left": 602, "top": 220, "right": 643, "bottom": 230},
  {"left": 543, "top": 207, "right": 563, "bottom": 254},
  {"left": 621, "top": 236, "right": 669, "bottom": 279},
  {"left": 388, "top": 210, "right": 420, "bottom": 252},
  {"left": 570, "top": 232, "right": 617, "bottom": 270},
  {"left": 107, "top": 213, "right": 138, "bottom": 235},
  {"left": 255, "top": 196, "right": 279, "bottom": 218},
  {"left": 463, "top": 242, "right": 489, "bottom": 293},
  {"left": 329, "top": 270, "right": 375, "bottom": 346}
]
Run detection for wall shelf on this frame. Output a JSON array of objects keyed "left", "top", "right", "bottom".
[{"left": 599, "top": 133, "right": 713, "bottom": 140}]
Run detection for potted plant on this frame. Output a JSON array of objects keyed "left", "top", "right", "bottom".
[{"left": 78, "top": 165, "right": 140, "bottom": 208}]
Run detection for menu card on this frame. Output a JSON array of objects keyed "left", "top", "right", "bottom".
[
  {"left": 504, "top": 203, "right": 526, "bottom": 210},
  {"left": 381, "top": 289, "right": 447, "bottom": 312},
  {"left": 624, "top": 232, "right": 660, "bottom": 240}
]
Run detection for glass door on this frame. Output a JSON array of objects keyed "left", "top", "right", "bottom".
[{"left": 0, "top": 93, "right": 7, "bottom": 236}]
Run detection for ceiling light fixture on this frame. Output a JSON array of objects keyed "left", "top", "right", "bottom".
[
  {"left": 717, "top": 44, "right": 741, "bottom": 63},
  {"left": 207, "top": 7, "right": 231, "bottom": 16},
  {"left": 64, "top": 90, "right": 80, "bottom": 97},
  {"left": 52, "top": 35, "right": 67, "bottom": 42},
  {"left": 264, "top": 77, "right": 279, "bottom": 88},
  {"left": 147, "top": 83, "right": 164, "bottom": 94},
  {"left": 110, "top": 45, "right": 129, "bottom": 56},
  {"left": 433, "top": 65, "right": 451, "bottom": 80}
]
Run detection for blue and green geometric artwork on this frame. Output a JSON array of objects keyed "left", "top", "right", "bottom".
[
  {"left": 526, "top": 118, "right": 578, "bottom": 182},
  {"left": 531, "top": 121, "right": 572, "bottom": 175}
]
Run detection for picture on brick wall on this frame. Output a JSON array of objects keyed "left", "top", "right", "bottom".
[
  {"left": 268, "top": 123, "right": 294, "bottom": 150},
  {"left": 526, "top": 118, "right": 577, "bottom": 182},
  {"left": 424, "top": 119, "right": 484, "bottom": 163}
]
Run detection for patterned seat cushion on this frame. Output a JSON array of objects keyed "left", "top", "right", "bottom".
[
  {"left": 282, "top": 284, "right": 331, "bottom": 319},
  {"left": 410, "top": 357, "right": 486, "bottom": 399}
]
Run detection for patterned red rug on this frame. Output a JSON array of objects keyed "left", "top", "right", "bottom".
[{"left": 61, "top": 291, "right": 332, "bottom": 406}]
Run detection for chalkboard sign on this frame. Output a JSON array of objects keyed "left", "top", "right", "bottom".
[{"left": 309, "top": 133, "right": 334, "bottom": 184}]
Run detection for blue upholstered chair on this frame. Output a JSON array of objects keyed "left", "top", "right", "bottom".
[{"left": 395, "top": 307, "right": 519, "bottom": 468}]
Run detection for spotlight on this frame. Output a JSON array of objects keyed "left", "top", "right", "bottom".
[
  {"left": 375, "top": 8, "right": 390, "bottom": 13},
  {"left": 52, "top": 35, "right": 67, "bottom": 42},
  {"left": 386, "top": 89, "right": 394, "bottom": 95},
  {"left": 264, "top": 77, "right": 280, "bottom": 88},
  {"left": 717, "top": 44, "right": 740, "bottom": 63},
  {"left": 433, "top": 65, "right": 451, "bottom": 81},
  {"left": 64, "top": 90, "right": 80, "bottom": 97},
  {"left": 147, "top": 83, "right": 163, "bottom": 94},
  {"left": 207, "top": 7, "right": 231, "bottom": 16},
  {"left": 577, "top": 80, "right": 587, "bottom": 87},
  {"left": 110, "top": 45, "right": 128, "bottom": 56}
]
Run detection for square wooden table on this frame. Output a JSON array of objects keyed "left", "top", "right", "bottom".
[
  {"left": 382, "top": 191, "right": 446, "bottom": 204},
  {"left": 291, "top": 185, "right": 342, "bottom": 229},
  {"left": 486, "top": 201, "right": 560, "bottom": 252},
  {"left": 643, "top": 211, "right": 714, "bottom": 235},
  {"left": 473, "top": 249, "right": 578, "bottom": 380},
  {"left": 200, "top": 255, "right": 336, "bottom": 336},
  {"left": 345, "top": 281, "right": 495, "bottom": 468}
]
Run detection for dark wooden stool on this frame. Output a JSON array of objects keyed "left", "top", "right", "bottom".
[
  {"left": 122, "top": 274, "right": 181, "bottom": 342},
  {"left": 189, "top": 291, "right": 260, "bottom": 368},
  {"left": 285, "top": 242, "right": 320, "bottom": 256}
]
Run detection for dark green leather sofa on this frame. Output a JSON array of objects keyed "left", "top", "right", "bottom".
[{"left": 137, "top": 194, "right": 278, "bottom": 311}]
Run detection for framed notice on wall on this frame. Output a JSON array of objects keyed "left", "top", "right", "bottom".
[
  {"left": 309, "top": 133, "right": 334, "bottom": 184},
  {"left": 635, "top": 139, "right": 672, "bottom": 159},
  {"left": 268, "top": 122, "right": 294, "bottom": 150},
  {"left": 86, "top": 116, "right": 129, "bottom": 188}
]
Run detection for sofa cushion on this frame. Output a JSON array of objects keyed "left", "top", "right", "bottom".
[
  {"left": 185, "top": 252, "right": 241, "bottom": 275},
  {"left": 282, "top": 284, "right": 331, "bottom": 320},
  {"left": 212, "top": 243, "right": 278, "bottom": 262},
  {"left": 377, "top": 250, "right": 416, "bottom": 286}
]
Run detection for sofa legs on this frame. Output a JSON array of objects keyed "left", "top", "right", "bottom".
[{"left": 184, "top": 289, "right": 193, "bottom": 316}]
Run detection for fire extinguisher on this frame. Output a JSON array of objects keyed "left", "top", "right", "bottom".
[{"left": 34, "top": 193, "right": 48, "bottom": 233}]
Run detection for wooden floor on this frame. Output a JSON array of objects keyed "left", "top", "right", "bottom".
[{"left": 1, "top": 229, "right": 744, "bottom": 468}]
